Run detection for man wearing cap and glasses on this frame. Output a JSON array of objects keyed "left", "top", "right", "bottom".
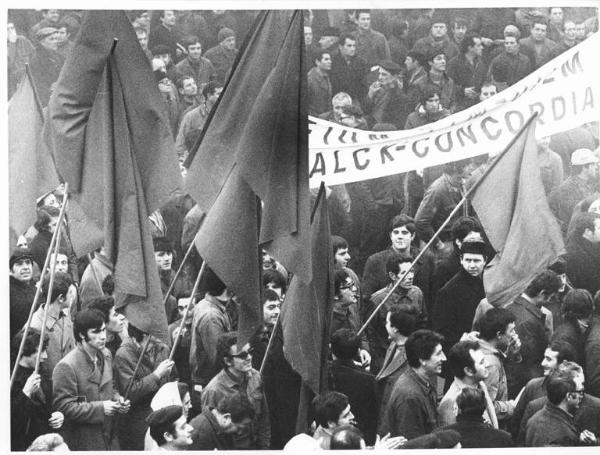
[
  {"left": 549, "top": 148, "right": 600, "bottom": 236},
  {"left": 201, "top": 332, "right": 270, "bottom": 449}
]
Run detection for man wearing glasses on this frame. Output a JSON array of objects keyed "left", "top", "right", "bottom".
[{"left": 201, "top": 332, "right": 270, "bottom": 449}]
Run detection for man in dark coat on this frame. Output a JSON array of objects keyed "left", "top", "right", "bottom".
[
  {"left": 505, "top": 270, "right": 562, "bottom": 398},
  {"left": 330, "top": 33, "right": 369, "bottom": 107},
  {"left": 564, "top": 212, "right": 600, "bottom": 296},
  {"left": 189, "top": 394, "right": 254, "bottom": 450},
  {"left": 9, "top": 247, "right": 37, "bottom": 340},
  {"left": 113, "top": 324, "right": 176, "bottom": 450},
  {"left": 379, "top": 329, "right": 446, "bottom": 439},
  {"left": 11, "top": 329, "right": 64, "bottom": 451},
  {"left": 52, "top": 309, "right": 130, "bottom": 450},
  {"left": 174, "top": 35, "right": 217, "bottom": 92},
  {"left": 433, "top": 240, "right": 487, "bottom": 389},
  {"left": 204, "top": 28, "right": 237, "bottom": 84},
  {"left": 364, "top": 60, "right": 410, "bottom": 128},
  {"left": 585, "top": 314, "right": 600, "bottom": 398},
  {"left": 154, "top": 237, "right": 192, "bottom": 324},
  {"left": 28, "top": 26, "right": 65, "bottom": 106},
  {"left": 307, "top": 50, "right": 333, "bottom": 116},
  {"left": 552, "top": 289, "right": 594, "bottom": 366},
  {"left": 439, "top": 388, "right": 512, "bottom": 448},
  {"left": 148, "top": 10, "right": 182, "bottom": 62},
  {"left": 446, "top": 32, "right": 487, "bottom": 112},
  {"left": 328, "top": 329, "right": 378, "bottom": 445}
]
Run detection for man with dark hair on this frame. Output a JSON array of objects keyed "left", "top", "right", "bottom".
[
  {"left": 308, "top": 49, "right": 333, "bottom": 116},
  {"left": 431, "top": 216, "right": 484, "bottom": 301},
  {"left": 362, "top": 214, "right": 428, "bottom": 303},
  {"left": 403, "top": 51, "right": 428, "bottom": 110},
  {"left": 553, "top": 289, "right": 594, "bottom": 365},
  {"left": 376, "top": 307, "right": 416, "bottom": 419},
  {"left": 438, "top": 340, "right": 491, "bottom": 426},
  {"left": 29, "top": 271, "right": 77, "bottom": 378},
  {"left": 418, "top": 50, "right": 456, "bottom": 112},
  {"left": 11, "top": 329, "right": 63, "bottom": 451},
  {"left": 549, "top": 149, "right": 600, "bottom": 236},
  {"left": 404, "top": 84, "right": 450, "bottom": 129},
  {"left": 153, "top": 237, "right": 190, "bottom": 324},
  {"left": 328, "top": 329, "right": 377, "bottom": 445},
  {"left": 433, "top": 240, "right": 487, "bottom": 385},
  {"left": 506, "top": 270, "right": 563, "bottom": 397},
  {"left": 446, "top": 31, "right": 487, "bottom": 111},
  {"left": 477, "top": 308, "right": 521, "bottom": 422},
  {"left": 9, "top": 247, "right": 37, "bottom": 339},
  {"left": 189, "top": 393, "right": 255, "bottom": 450},
  {"left": 52, "top": 309, "right": 130, "bottom": 450},
  {"left": 134, "top": 25, "right": 152, "bottom": 61},
  {"left": 564, "top": 212, "right": 600, "bottom": 295},
  {"left": 439, "top": 388, "right": 513, "bottom": 447},
  {"left": 525, "top": 370, "right": 583, "bottom": 446},
  {"left": 148, "top": 10, "right": 181, "bottom": 62},
  {"left": 366, "top": 253, "right": 425, "bottom": 373},
  {"left": 204, "top": 27, "right": 237, "bottom": 84},
  {"left": 312, "top": 391, "right": 355, "bottom": 449},
  {"left": 352, "top": 10, "right": 391, "bottom": 66},
  {"left": 113, "top": 323, "right": 175, "bottom": 450},
  {"left": 331, "top": 269, "right": 370, "bottom": 363},
  {"left": 174, "top": 74, "right": 199, "bottom": 127},
  {"left": 511, "top": 339, "right": 577, "bottom": 440},
  {"left": 380, "top": 329, "right": 446, "bottom": 438},
  {"left": 174, "top": 35, "right": 216, "bottom": 93},
  {"left": 86, "top": 295, "right": 126, "bottom": 356},
  {"left": 147, "top": 405, "right": 193, "bottom": 450},
  {"left": 519, "top": 16, "right": 557, "bottom": 70},
  {"left": 189, "top": 267, "right": 233, "bottom": 393},
  {"left": 330, "top": 33, "right": 369, "bottom": 107},
  {"left": 201, "top": 332, "right": 270, "bottom": 449},
  {"left": 175, "top": 80, "right": 223, "bottom": 160},
  {"left": 332, "top": 235, "right": 361, "bottom": 291}
]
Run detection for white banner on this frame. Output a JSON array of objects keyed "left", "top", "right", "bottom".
[{"left": 308, "top": 32, "right": 600, "bottom": 188}]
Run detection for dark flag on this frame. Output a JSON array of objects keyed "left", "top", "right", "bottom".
[
  {"left": 185, "top": 10, "right": 310, "bottom": 346},
  {"left": 471, "top": 115, "right": 564, "bottom": 306},
  {"left": 48, "top": 11, "right": 182, "bottom": 341},
  {"left": 8, "top": 69, "right": 59, "bottom": 247}
]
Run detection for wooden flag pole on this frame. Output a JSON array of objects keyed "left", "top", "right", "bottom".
[
  {"left": 34, "top": 185, "right": 70, "bottom": 373},
  {"left": 169, "top": 260, "right": 206, "bottom": 361},
  {"left": 357, "top": 114, "right": 538, "bottom": 337},
  {"left": 162, "top": 239, "right": 197, "bottom": 310},
  {"left": 259, "top": 313, "right": 280, "bottom": 376},
  {"left": 123, "top": 335, "right": 152, "bottom": 401},
  {"left": 10, "top": 183, "right": 69, "bottom": 387}
]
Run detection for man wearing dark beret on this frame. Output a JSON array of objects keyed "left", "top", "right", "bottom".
[
  {"left": 147, "top": 405, "right": 193, "bottom": 450},
  {"left": 364, "top": 59, "right": 410, "bottom": 129},
  {"left": 433, "top": 240, "right": 487, "bottom": 390}
]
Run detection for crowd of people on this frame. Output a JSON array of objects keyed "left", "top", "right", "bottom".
[{"left": 7, "top": 6, "right": 600, "bottom": 451}]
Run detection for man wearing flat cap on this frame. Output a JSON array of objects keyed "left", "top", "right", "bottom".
[
  {"left": 433, "top": 240, "right": 487, "bottom": 390},
  {"left": 28, "top": 25, "right": 64, "bottom": 106},
  {"left": 365, "top": 60, "right": 410, "bottom": 129},
  {"left": 549, "top": 148, "right": 600, "bottom": 236},
  {"left": 204, "top": 28, "right": 238, "bottom": 84},
  {"left": 10, "top": 247, "right": 37, "bottom": 340},
  {"left": 147, "top": 405, "right": 193, "bottom": 450}
]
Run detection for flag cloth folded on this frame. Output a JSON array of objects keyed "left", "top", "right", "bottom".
[
  {"left": 184, "top": 10, "right": 312, "bottom": 284},
  {"left": 282, "top": 185, "right": 334, "bottom": 395},
  {"left": 471, "top": 115, "right": 565, "bottom": 306},
  {"left": 8, "top": 70, "right": 59, "bottom": 247},
  {"left": 48, "top": 11, "right": 182, "bottom": 341},
  {"left": 193, "top": 167, "right": 261, "bottom": 348}
]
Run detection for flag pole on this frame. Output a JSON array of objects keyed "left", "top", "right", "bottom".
[
  {"left": 259, "top": 313, "right": 280, "bottom": 376},
  {"left": 10, "top": 183, "right": 69, "bottom": 387},
  {"left": 123, "top": 335, "right": 152, "bottom": 401},
  {"left": 357, "top": 114, "right": 538, "bottom": 336},
  {"left": 169, "top": 260, "right": 206, "bottom": 361},
  {"left": 162, "top": 236, "right": 199, "bottom": 310},
  {"left": 34, "top": 186, "right": 70, "bottom": 373}
]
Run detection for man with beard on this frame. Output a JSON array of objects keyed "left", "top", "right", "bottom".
[
  {"left": 379, "top": 329, "right": 446, "bottom": 439},
  {"left": 153, "top": 237, "right": 190, "bottom": 324}
]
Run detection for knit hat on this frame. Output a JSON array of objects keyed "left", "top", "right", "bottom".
[
  {"left": 9, "top": 247, "right": 33, "bottom": 269},
  {"left": 460, "top": 239, "right": 487, "bottom": 256},
  {"left": 153, "top": 237, "right": 174, "bottom": 253},
  {"left": 217, "top": 27, "right": 235, "bottom": 43}
]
